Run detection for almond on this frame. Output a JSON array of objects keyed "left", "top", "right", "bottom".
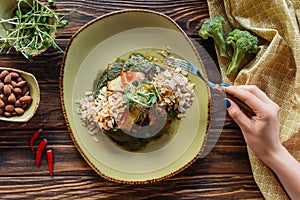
[
  {"left": 10, "top": 72, "right": 19, "bottom": 79},
  {"left": 1, "top": 95, "right": 8, "bottom": 104},
  {"left": 17, "top": 77, "right": 23, "bottom": 82},
  {"left": 0, "top": 82, "right": 4, "bottom": 92},
  {"left": 4, "top": 104, "right": 14, "bottom": 112},
  {"left": 15, "top": 100, "right": 21, "bottom": 107},
  {"left": 0, "top": 70, "right": 9, "bottom": 80},
  {"left": 4, "top": 73, "right": 11, "bottom": 84},
  {"left": 22, "top": 85, "right": 29, "bottom": 95},
  {"left": 3, "top": 85, "right": 11, "bottom": 96},
  {"left": 0, "top": 99, "right": 4, "bottom": 109},
  {"left": 4, "top": 112, "right": 11, "bottom": 117},
  {"left": 13, "top": 87, "right": 22, "bottom": 95},
  {"left": 14, "top": 107, "right": 24, "bottom": 115},
  {"left": 11, "top": 80, "right": 17, "bottom": 87},
  {"left": 22, "top": 103, "right": 28, "bottom": 109},
  {"left": 19, "top": 95, "right": 32, "bottom": 104},
  {"left": 16, "top": 80, "right": 27, "bottom": 88},
  {"left": 24, "top": 91, "right": 30, "bottom": 96},
  {"left": 8, "top": 93, "right": 16, "bottom": 104}
]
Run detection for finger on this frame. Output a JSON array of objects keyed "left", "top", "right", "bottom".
[
  {"left": 223, "top": 86, "right": 266, "bottom": 113},
  {"left": 233, "top": 85, "right": 273, "bottom": 104},
  {"left": 223, "top": 98, "right": 252, "bottom": 130}
]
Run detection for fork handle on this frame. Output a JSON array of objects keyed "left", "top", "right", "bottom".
[
  {"left": 224, "top": 92, "right": 256, "bottom": 117},
  {"left": 213, "top": 87, "right": 256, "bottom": 117}
]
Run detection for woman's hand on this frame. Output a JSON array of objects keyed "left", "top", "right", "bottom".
[
  {"left": 222, "top": 85, "right": 282, "bottom": 161},
  {"left": 222, "top": 84, "right": 300, "bottom": 199}
]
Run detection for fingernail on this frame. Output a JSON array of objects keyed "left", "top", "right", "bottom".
[
  {"left": 222, "top": 98, "right": 231, "bottom": 108},
  {"left": 221, "top": 83, "right": 230, "bottom": 87}
]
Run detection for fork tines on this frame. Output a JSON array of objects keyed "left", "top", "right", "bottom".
[{"left": 165, "top": 57, "right": 190, "bottom": 71}]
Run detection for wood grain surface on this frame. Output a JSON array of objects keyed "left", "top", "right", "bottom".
[{"left": 0, "top": 0, "right": 264, "bottom": 199}]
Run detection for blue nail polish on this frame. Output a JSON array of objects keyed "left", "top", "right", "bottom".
[
  {"left": 223, "top": 98, "right": 231, "bottom": 108},
  {"left": 221, "top": 83, "right": 230, "bottom": 87}
]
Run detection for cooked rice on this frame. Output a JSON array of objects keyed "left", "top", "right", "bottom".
[{"left": 76, "top": 66, "right": 195, "bottom": 134}]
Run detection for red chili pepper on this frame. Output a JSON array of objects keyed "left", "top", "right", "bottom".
[
  {"left": 29, "top": 128, "right": 42, "bottom": 152},
  {"left": 47, "top": 149, "right": 53, "bottom": 176},
  {"left": 36, "top": 139, "right": 47, "bottom": 167}
]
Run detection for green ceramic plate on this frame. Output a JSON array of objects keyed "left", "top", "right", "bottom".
[{"left": 60, "top": 9, "right": 211, "bottom": 184}]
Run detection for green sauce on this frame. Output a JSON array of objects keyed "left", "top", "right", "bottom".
[{"left": 104, "top": 119, "right": 179, "bottom": 152}]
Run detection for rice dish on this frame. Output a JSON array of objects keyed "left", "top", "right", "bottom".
[{"left": 76, "top": 51, "right": 195, "bottom": 151}]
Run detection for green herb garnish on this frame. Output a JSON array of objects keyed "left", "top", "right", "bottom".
[
  {"left": 47, "top": 0, "right": 56, "bottom": 8},
  {"left": 58, "top": 19, "right": 68, "bottom": 28},
  {"left": 0, "top": 0, "right": 69, "bottom": 60},
  {"left": 123, "top": 54, "right": 156, "bottom": 73},
  {"left": 125, "top": 79, "right": 161, "bottom": 109}
]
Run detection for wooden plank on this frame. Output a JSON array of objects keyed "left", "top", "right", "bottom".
[
  {"left": 0, "top": 84, "right": 66, "bottom": 130},
  {"left": 0, "top": 129, "right": 250, "bottom": 176},
  {"left": 0, "top": 175, "right": 263, "bottom": 199},
  {"left": 53, "top": 0, "right": 210, "bottom": 36}
]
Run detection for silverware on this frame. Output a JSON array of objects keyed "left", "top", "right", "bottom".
[{"left": 165, "top": 57, "right": 255, "bottom": 116}]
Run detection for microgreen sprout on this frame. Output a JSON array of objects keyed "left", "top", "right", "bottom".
[
  {"left": 0, "top": 0, "right": 70, "bottom": 60},
  {"left": 47, "top": 0, "right": 56, "bottom": 8},
  {"left": 58, "top": 19, "right": 68, "bottom": 28},
  {"left": 125, "top": 79, "right": 161, "bottom": 110}
]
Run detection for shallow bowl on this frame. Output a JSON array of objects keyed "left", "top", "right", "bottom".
[
  {"left": 0, "top": 67, "right": 40, "bottom": 122},
  {"left": 0, "top": 0, "right": 57, "bottom": 57},
  {"left": 60, "top": 9, "right": 211, "bottom": 184}
]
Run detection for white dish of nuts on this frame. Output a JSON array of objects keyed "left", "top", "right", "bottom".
[{"left": 0, "top": 67, "right": 40, "bottom": 122}]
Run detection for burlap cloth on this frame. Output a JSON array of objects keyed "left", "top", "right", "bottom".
[{"left": 206, "top": 0, "right": 300, "bottom": 199}]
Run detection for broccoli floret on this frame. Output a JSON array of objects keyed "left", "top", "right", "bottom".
[
  {"left": 225, "top": 29, "right": 258, "bottom": 75},
  {"left": 199, "top": 16, "right": 230, "bottom": 59}
]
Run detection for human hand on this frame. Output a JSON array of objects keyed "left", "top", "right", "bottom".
[
  {"left": 222, "top": 85, "right": 283, "bottom": 162},
  {"left": 222, "top": 85, "right": 300, "bottom": 199}
]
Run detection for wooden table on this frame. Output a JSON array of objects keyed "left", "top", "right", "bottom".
[{"left": 0, "top": 0, "right": 264, "bottom": 199}]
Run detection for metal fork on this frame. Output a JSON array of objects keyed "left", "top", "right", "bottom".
[{"left": 165, "top": 57, "right": 255, "bottom": 116}]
